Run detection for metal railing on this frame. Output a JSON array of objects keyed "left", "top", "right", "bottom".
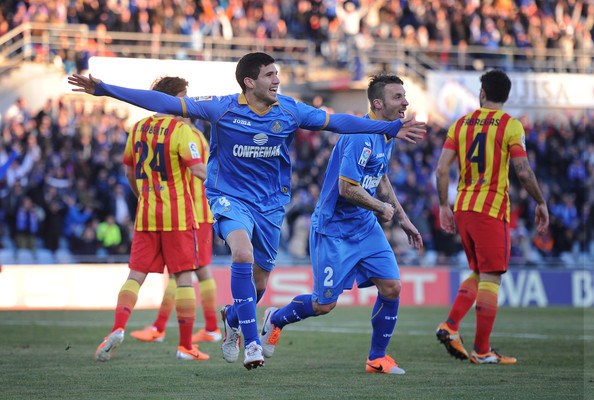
[
  {"left": 365, "top": 38, "right": 593, "bottom": 81},
  {"left": 2, "top": 23, "right": 593, "bottom": 84},
  {"left": 0, "top": 23, "right": 316, "bottom": 78}
]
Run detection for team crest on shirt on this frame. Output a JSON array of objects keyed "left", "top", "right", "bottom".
[
  {"left": 324, "top": 289, "right": 333, "bottom": 299},
  {"left": 253, "top": 133, "right": 269, "bottom": 145},
  {"left": 189, "top": 142, "right": 200, "bottom": 159},
  {"left": 358, "top": 147, "right": 372, "bottom": 167},
  {"left": 270, "top": 120, "right": 284, "bottom": 133}
]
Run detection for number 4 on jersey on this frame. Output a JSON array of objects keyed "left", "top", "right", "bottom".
[{"left": 466, "top": 133, "right": 486, "bottom": 174}]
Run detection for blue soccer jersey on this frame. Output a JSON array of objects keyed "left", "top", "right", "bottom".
[
  {"left": 178, "top": 93, "right": 329, "bottom": 211},
  {"left": 312, "top": 114, "right": 395, "bottom": 239},
  {"left": 94, "top": 82, "right": 405, "bottom": 213}
]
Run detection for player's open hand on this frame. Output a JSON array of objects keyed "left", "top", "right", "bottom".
[
  {"left": 400, "top": 218, "right": 424, "bottom": 249},
  {"left": 396, "top": 114, "right": 426, "bottom": 144},
  {"left": 439, "top": 205, "right": 456, "bottom": 234},
  {"left": 68, "top": 74, "right": 102, "bottom": 95},
  {"left": 534, "top": 203, "right": 549, "bottom": 234}
]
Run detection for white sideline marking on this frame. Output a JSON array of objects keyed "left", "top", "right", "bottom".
[{"left": 1, "top": 319, "right": 592, "bottom": 341}]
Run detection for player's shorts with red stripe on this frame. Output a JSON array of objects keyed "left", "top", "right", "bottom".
[
  {"left": 129, "top": 230, "right": 198, "bottom": 274},
  {"left": 454, "top": 211, "right": 510, "bottom": 274},
  {"left": 196, "top": 222, "right": 213, "bottom": 267}
]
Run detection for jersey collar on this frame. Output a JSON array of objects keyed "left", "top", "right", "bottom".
[
  {"left": 238, "top": 93, "right": 279, "bottom": 115},
  {"left": 368, "top": 110, "right": 393, "bottom": 143}
]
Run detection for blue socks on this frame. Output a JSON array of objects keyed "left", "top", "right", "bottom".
[
  {"left": 272, "top": 294, "right": 316, "bottom": 329},
  {"left": 226, "top": 282, "right": 267, "bottom": 328},
  {"left": 229, "top": 262, "right": 259, "bottom": 346},
  {"left": 369, "top": 294, "right": 400, "bottom": 360}
]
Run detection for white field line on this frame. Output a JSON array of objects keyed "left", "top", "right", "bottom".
[{"left": 1, "top": 319, "right": 592, "bottom": 341}]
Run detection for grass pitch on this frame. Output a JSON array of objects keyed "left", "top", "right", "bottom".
[{"left": 1, "top": 307, "right": 591, "bottom": 400}]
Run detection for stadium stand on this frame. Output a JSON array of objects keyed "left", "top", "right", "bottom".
[{"left": 0, "top": 1, "right": 592, "bottom": 267}]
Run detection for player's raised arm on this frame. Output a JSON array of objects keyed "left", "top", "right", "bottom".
[
  {"left": 325, "top": 113, "right": 426, "bottom": 142},
  {"left": 68, "top": 74, "right": 185, "bottom": 116}
]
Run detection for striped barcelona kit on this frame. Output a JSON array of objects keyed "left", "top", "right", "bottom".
[
  {"left": 443, "top": 108, "right": 527, "bottom": 222},
  {"left": 123, "top": 116, "right": 201, "bottom": 231},
  {"left": 189, "top": 127, "right": 213, "bottom": 224}
]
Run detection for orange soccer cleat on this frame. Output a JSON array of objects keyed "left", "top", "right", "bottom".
[
  {"left": 191, "top": 328, "right": 222, "bottom": 343},
  {"left": 130, "top": 326, "right": 166, "bottom": 343},
  {"left": 470, "top": 349, "right": 517, "bottom": 365},
  {"left": 176, "top": 344, "right": 210, "bottom": 361},
  {"left": 95, "top": 328, "right": 125, "bottom": 362},
  {"left": 365, "top": 355, "right": 405, "bottom": 375},
  {"left": 436, "top": 322, "right": 469, "bottom": 360}
]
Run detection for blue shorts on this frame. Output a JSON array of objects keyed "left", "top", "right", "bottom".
[
  {"left": 209, "top": 194, "right": 284, "bottom": 272},
  {"left": 309, "top": 222, "right": 400, "bottom": 305}
]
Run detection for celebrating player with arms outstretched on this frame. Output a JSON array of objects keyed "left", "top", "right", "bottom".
[{"left": 69, "top": 52, "right": 426, "bottom": 369}]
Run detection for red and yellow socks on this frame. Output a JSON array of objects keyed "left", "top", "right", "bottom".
[
  {"left": 113, "top": 279, "right": 140, "bottom": 331},
  {"left": 153, "top": 277, "right": 176, "bottom": 332},
  {"left": 474, "top": 281, "right": 500, "bottom": 354},
  {"left": 446, "top": 272, "right": 479, "bottom": 331},
  {"left": 175, "top": 286, "right": 196, "bottom": 349},
  {"left": 199, "top": 278, "right": 218, "bottom": 332}
]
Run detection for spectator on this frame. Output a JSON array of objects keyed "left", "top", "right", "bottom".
[
  {"left": 41, "top": 198, "right": 65, "bottom": 254},
  {"left": 14, "top": 196, "right": 43, "bottom": 257},
  {"left": 70, "top": 221, "right": 99, "bottom": 256},
  {"left": 96, "top": 214, "right": 124, "bottom": 255},
  {"left": 0, "top": 47, "right": 592, "bottom": 268}
]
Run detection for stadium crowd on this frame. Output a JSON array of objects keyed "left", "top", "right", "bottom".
[
  {"left": 0, "top": 0, "right": 592, "bottom": 73},
  {"left": 0, "top": 93, "right": 591, "bottom": 267},
  {"left": 0, "top": 0, "right": 591, "bottom": 266}
]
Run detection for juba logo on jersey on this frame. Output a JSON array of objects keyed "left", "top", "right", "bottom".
[{"left": 232, "top": 133, "right": 281, "bottom": 158}]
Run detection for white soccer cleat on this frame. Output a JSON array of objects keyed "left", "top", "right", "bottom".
[
  {"left": 243, "top": 341, "right": 265, "bottom": 370},
  {"left": 95, "top": 328, "right": 125, "bottom": 362},
  {"left": 260, "top": 306, "right": 281, "bottom": 358},
  {"left": 220, "top": 305, "right": 241, "bottom": 363}
]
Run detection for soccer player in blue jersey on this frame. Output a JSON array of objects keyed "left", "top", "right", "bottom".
[
  {"left": 258, "top": 73, "right": 424, "bottom": 374},
  {"left": 68, "top": 53, "right": 425, "bottom": 370}
]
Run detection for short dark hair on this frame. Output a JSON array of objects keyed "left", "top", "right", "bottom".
[
  {"left": 235, "top": 52, "right": 276, "bottom": 92},
  {"left": 150, "top": 76, "right": 188, "bottom": 96},
  {"left": 367, "top": 73, "right": 404, "bottom": 105},
  {"left": 480, "top": 70, "right": 511, "bottom": 103}
]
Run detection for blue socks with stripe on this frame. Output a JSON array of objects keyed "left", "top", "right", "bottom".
[
  {"left": 369, "top": 294, "right": 400, "bottom": 360},
  {"left": 229, "top": 262, "right": 259, "bottom": 346},
  {"left": 271, "top": 294, "right": 316, "bottom": 329}
]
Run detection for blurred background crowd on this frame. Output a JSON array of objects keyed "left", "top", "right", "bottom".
[
  {"left": 1, "top": 94, "right": 591, "bottom": 267},
  {"left": 0, "top": 0, "right": 592, "bottom": 73},
  {"left": 0, "top": 0, "right": 591, "bottom": 267}
]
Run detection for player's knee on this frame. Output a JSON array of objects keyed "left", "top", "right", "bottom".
[
  {"left": 313, "top": 301, "right": 336, "bottom": 315},
  {"left": 231, "top": 246, "right": 254, "bottom": 263},
  {"left": 378, "top": 280, "right": 401, "bottom": 300}
]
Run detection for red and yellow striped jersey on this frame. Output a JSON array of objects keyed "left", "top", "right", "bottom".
[
  {"left": 189, "top": 127, "right": 213, "bottom": 224},
  {"left": 443, "top": 108, "right": 527, "bottom": 222},
  {"left": 123, "top": 116, "right": 203, "bottom": 231}
]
